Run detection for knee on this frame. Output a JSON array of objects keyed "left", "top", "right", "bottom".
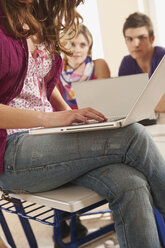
[
  {"left": 109, "top": 168, "right": 153, "bottom": 229},
  {"left": 86, "top": 163, "right": 150, "bottom": 200},
  {"left": 109, "top": 163, "right": 149, "bottom": 193},
  {"left": 124, "top": 123, "right": 154, "bottom": 153},
  {"left": 104, "top": 164, "right": 151, "bottom": 208},
  {"left": 125, "top": 123, "right": 146, "bottom": 140}
]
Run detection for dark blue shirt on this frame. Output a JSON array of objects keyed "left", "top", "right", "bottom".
[{"left": 118, "top": 46, "right": 165, "bottom": 78}]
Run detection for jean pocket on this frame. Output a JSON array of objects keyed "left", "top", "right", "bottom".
[{"left": 4, "top": 132, "right": 29, "bottom": 172}]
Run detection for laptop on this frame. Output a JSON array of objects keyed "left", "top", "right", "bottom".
[{"left": 29, "top": 55, "right": 165, "bottom": 135}]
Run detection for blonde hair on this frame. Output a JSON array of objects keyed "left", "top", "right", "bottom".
[
  {"left": 77, "top": 24, "right": 93, "bottom": 58},
  {"left": 63, "top": 24, "right": 93, "bottom": 61}
]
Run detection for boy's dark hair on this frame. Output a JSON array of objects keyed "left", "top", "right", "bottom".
[{"left": 123, "top": 12, "right": 154, "bottom": 37}]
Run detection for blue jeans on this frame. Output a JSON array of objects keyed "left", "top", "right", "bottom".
[{"left": 1, "top": 123, "right": 165, "bottom": 248}]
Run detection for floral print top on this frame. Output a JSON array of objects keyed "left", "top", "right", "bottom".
[{"left": 7, "top": 43, "right": 53, "bottom": 135}]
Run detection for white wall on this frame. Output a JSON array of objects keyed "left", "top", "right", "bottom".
[
  {"left": 152, "top": 0, "right": 165, "bottom": 46},
  {"left": 77, "top": 0, "right": 104, "bottom": 59},
  {"left": 97, "top": 0, "right": 140, "bottom": 76},
  {"left": 141, "top": 0, "right": 159, "bottom": 45}
]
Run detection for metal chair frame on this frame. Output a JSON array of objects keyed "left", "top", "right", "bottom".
[
  {"left": 0, "top": 192, "right": 165, "bottom": 248},
  {"left": 0, "top": 197, "right": 114, "bottom": 248}
]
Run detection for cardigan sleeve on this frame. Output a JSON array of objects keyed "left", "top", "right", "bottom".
[{"left": 0, "top": 28, "right": 28, "bottom": 104}]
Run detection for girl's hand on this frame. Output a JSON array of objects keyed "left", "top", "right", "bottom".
[{"left": 42, "top": 107, "right": 107, "bottom": 128}]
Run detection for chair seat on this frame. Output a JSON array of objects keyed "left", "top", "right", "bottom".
[{"left": 9, "top": 183, "right": 104, "bottom": 212}]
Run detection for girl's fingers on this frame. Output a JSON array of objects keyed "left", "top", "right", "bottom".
[
  {"left": 70, "top": 112, "right": 89, "bottom": 124},
  {"left": 71, "top": 107, "right": 107, "bottom": 124},
  {"left": 84, "top": 112, "right": 106, "bottom": 122},
  {"left": 80, "top": 107, "right": 107, "bottom": 121}
]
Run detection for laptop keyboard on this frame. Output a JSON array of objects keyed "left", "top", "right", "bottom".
[{"left": 72, "top": 116, "right": 126, "bottom": 126}]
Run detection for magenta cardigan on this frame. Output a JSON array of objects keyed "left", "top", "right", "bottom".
[{"left": 0, "top": 2, "right": 63, "bottom": 173}]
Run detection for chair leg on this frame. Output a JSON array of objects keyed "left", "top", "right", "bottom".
[
  {"left": 70, "top": 214, "right": 77, "bottom": 242},
  {"left": 154, "top": 206, "right": 165, "bottom": 248},
  {"left": 14, "top": 198, "right": 38, "bottom": 248},
  {"left": 53, "top": 209, "right": 64, "bottom": 248},
  {"left": 0, "top": 209, "right": 16, "bottom": 248}
]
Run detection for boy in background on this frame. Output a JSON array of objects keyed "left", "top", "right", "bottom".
[{"left": 119, "top": 12, "right": 165, "bottom": 123}]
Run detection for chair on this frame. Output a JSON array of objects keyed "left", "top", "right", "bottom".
[
  {"left": 0, "top": 183, "right": 165, "bottom": 248},
  {"left": 0, "top": 184, "right": 115, "bottom": 248}
]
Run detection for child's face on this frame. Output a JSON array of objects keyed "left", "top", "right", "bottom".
[
  {"left": 66, "top": 33, "right": 89, "bottom": 69},
  {"left": 124, "top": 26, "right": 154, "bottom": 60}
]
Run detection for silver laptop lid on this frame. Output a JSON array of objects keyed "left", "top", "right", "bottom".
[
  {"left": 29, "top": 73, "right": 149, "bottom": 135},
  {"left": 123, "top": 55, "right": 165, "bottom": 126},
  {"left": 72, "top": 73, "right": 148, "bottom": 118}
]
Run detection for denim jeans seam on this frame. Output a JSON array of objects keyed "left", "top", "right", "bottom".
[
  {"left": 86, "top": 172, "right": 147, "bottom": 201},
  {"left": 7, "top": 132, "right": 29, "bottom": 171},
  {"left": 12, "top": 136, "right": 21, "bottom": 171},
  {"left": 125, "top": 152, "right": 160, "bottom": 185},
  {"left": 83, "top": 173, "right": 116, "bottom": 199},
  {"left": 124, "top": 152, "right": 142, "bottom": 171},
  {"left": 86, "top": 175, "right": 134, "bottom": 248},
  {"left": 113, "top": 185, "right": 149, "bottom": 248},
  {"left": 114, "top": 207, "right": 129, "bottom": 248},
  {"left": 118, "top": 185, "right": 147, "bottom": 194},
  {"left": 123, "top": 123, "right": 145, "bottom": 157},
  {"left": 8, "top": 154, "right": 122, "bottom": 173}
]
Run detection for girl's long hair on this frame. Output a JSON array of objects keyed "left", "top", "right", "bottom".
[{"left": 1, "top": 0, "right": 84, "bottom": 55}]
